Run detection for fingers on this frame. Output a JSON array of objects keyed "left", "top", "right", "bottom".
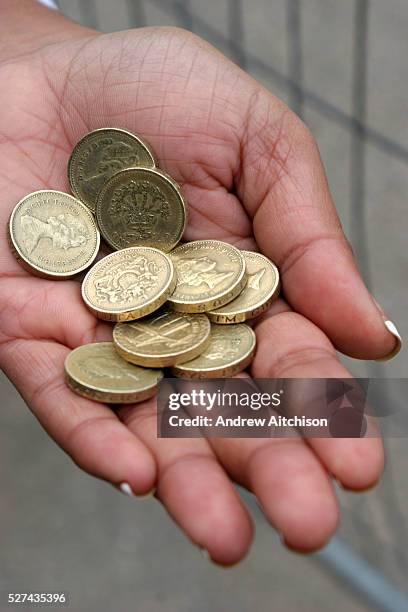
[
  {"left": 211, "top": 437, "right": 338, "bottom": 552},
  {"left": 207, "top": 356, "right": 338, "bottom": 551},
  {"left": 236, "top": 93, "right": 399, "bottom": 360},
  {"left": 118, "top": 400, "right": 253, "bottom": 565},
  {"left": 252, "top": 305, "right": 384, "bottom": 490},
  {"left": 0, "top": 338, "right": 156, "bottom": 495}
]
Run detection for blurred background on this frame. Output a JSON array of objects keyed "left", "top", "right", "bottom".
[{"left": 1, "top": 1, "right": 407, "bottom": 610}]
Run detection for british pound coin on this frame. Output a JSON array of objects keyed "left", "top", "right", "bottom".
[
  {"left": 82, "top": 246, "right": 176, "bottom": 322},
  {"left": 208, "top": 251, "right": 280, "bottom": 323},
  {"left": 95, "top": 167, "right": 186, "bottom": 252},
  {"left": 8, "top": 190, "right": 100, "bottom": 279},
  {"left": 68, "top": 128, "right": 156, "bottom": 212},
  {"left": 113, "top": 310, "right": 211, "bottom": 367},
  {"left": 65, "top": 342, "right": 163, "bottom": 404},
  {"left": 171, "top": 323, "right": 256, "bottom": 378},
  {"left": 168, "top": 240, "right": 247, "bottom": 313}
]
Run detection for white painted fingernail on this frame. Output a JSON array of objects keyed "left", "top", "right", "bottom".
[
  {"left": 371, "top": 297, "right": 402, "bottom": 361},
  {"left": 375, "top": 320, "right": 402, "bottom": 362},
  {"left": 119, "top": 482, "right": 134, "bottom": 497},
  {"left": 385, "top": 320, "right": 402, "bottom": 343},
  {"left": 117, "top": 483, "right": 156, "bottom": 498}
]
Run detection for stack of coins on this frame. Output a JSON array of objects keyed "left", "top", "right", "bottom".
[{"left": 8, "top": 128, "right": 280, "bottom": 404}]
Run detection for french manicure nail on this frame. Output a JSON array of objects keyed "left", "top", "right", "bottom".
[
  {"left": 119, "top": 482, "right": 134, "bottom": 497},
  {"left": 372, "top": 298, "right": 402, "bottom": 361},
  {"left": 116, "top": 483, "right": 156, "bottom": 498},
  {"left": 375, "top": 320, "right": 402, "bottom": 362}
]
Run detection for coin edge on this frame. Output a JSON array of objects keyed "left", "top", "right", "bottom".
[
  {"left": 207, "top": 253, "right": 280, "bottom": 323},
  {"left": 113, "top": 314, "right": 212, "bottom": 367},
  {"left": 64, "top": 342, "right": 163, "bottom": 403}
]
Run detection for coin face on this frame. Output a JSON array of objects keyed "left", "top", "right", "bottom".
[
  {"left": 68, "top": 128, "right": 156, "bottom": 212},
  {"left": 171, "top": 323, "right": 256, "bottom": 378},
  {"left": 8, "top": 190, "right": 100, "bottom": 278},
  {"left": 168, "top": 240, "right": 247, "bottom": 313},
  {"left": 82, "top": 247, "right": 176, "bottom": 322},
  {"left": 208, "top": 251, "right": 280, "bottom": 323},
  {"left": 95, "top": 167, "right": 186, "bottom": 252},
  {"left": 113, "top": 310, "right": 211, "bottom": 367},
  {"left": 65, "top": 342, "right": 163, "bottom": 404}
]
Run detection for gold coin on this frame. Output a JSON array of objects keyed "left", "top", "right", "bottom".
[
  {"left": 171, "top": 323, "right": 256, "bottom": 378},
  {"left": 65, "top": 342, "right": 162, "bottom": 404},
  {"left": 8, "top": 190, "right": 100, "bottom": 279},
  {"left": 68, "top": 128, "right": 156, "bottom": 212},
  {"left": 81, "top": 246, "right": 176, "bottom": 322},
  {"left": 113, "top": 310, "right": 211, "bottom": 367},
  {"left": 168, "top": 240, "right": 247, "bottom": 313},
  {"left": 208, "top": 251, "right": 280, "bottom": 323},
  {"left": 95, "top": 167, "right": 186, "bottom": 252}
]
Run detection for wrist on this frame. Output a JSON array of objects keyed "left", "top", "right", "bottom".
[{"left": 0, "top": 0, "right": 95, "bottom": 62}]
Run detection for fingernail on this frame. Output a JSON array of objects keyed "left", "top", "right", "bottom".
[
  {"left": 137, "top": 487, "right": 156, "bottom": 499},
  {"left": 375, "top": 320, "right": 402, "bottom": 362},
  {"left": 119, "top": 482, "right": 134, "bottom": 497},
  {"left": 116, "top": 483, "right": 156, "bottom": 498},
  {"left": 372, "top": 298, "right": 402, "bottom": 361}
]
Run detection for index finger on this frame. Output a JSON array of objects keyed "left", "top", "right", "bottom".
[{"left": 235, "top": 87, "right": 401, "bottom": 361}]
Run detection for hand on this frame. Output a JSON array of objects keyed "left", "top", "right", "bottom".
[{"left": 0, "top": 6, "right": 399, "bottom": 564}]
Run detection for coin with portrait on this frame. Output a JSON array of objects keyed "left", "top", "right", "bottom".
[
  {"left": 208, "top": 251, "right": 280, "bottom": 323},
  {"left": 65, "top": 342, "right": 163, "bottom": 404},
  {"left": 68, "top": 128, "right": 156, "bottom": 212},
  {"left": 168, "top": 240, "right": 247, "bottom": 313},
  {"left": 95, "top": 167, "right": 186, "bottom": 252},
  {"left": 81, "top": 246, "right": 176, "bottom": 322},
  {"left": 171, "top": 323, "right": 256, "bottom": 378},
  {"left": 113, "top": 310, "right": 211, "bottom": 367},
  {"left": 8, "top": 190, "right": 100, "bottom": 278}
]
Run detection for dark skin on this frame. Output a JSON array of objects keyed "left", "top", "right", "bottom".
[{"left": 0, "top": 1, "right": 399, "bottom": 564}]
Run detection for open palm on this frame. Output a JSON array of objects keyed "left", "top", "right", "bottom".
[{"left": 0, "top": 23, "right": 395, "bottom": 564}]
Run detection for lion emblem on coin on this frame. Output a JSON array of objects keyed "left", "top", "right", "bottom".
[{"left": 94, "top": 256, "right": 159, "bottom": 304}]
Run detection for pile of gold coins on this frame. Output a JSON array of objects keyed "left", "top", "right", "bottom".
[{"left": 8, "top": 128, "right": 280, "bottom": 405}]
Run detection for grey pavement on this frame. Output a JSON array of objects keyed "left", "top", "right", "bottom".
[{"left": 1, "top": 1, "right": 407, "bottom": 611}]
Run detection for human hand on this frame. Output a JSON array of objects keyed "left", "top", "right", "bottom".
[{"left": 0, "top": 4, "right": 400, "bottom": 564}]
